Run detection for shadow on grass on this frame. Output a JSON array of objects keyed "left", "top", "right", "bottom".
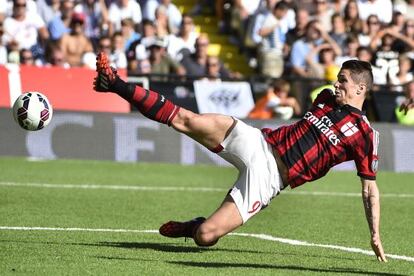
[
  {"left": 95, "top": 241, "right": 264, "bottom": 254},
  {"left": 168, "top": 261, "right": 406, "bottom": 276}
]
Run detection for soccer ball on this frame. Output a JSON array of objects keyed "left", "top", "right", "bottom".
[{"left": 12, "top": 92, "right": 53, "bottom": 131}]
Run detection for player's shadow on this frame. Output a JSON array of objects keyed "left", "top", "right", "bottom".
[
  {"left": 95, "top": 241, "right": 264, "bottom": 254},
  {"left": 167, "top": 261, "right": 406, "bottom": 276}
]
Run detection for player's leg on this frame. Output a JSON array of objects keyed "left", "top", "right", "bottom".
[
  {"left": 159, "top": 194, "right": 242, "bottom": 246},
  {"left": 94, "top": 52, "right": 234, "bottom": 149},
  {"left": 194, "top": 194, "right": 243, "bottom": 246}
]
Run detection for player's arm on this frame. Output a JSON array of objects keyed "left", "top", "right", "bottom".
[{"left": 360, "top": 178, "right": 387, "bottom": 262}]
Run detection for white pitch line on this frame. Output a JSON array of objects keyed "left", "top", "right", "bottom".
[
  {"left": 0, "top": 226, "right": 413, "bottom": 263},
  {"left": 1, "top": 181, "right": 414, "bottom": 198}
]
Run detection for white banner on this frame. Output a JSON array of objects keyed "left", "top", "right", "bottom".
[{"left": 193, "top": 80, "right": 255, "bottom": 118}]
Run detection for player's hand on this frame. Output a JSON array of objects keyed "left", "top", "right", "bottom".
[{"left": 371, "top": 235, "right": 387, "bottom": 262}]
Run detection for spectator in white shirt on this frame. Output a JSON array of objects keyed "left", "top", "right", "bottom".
[
  {"left": 3, "top": 0, "right": 49, "bottom": 51},
  {"left": 357, "top": 0, "right": 393, "bottom": 24},
  {"left": 108, "top": 0, "right": 142, "bottom": 32}
]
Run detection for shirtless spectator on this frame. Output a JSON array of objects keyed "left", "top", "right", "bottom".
[{"left": 60, "top": 12, "right": 93, "bottom": 67}]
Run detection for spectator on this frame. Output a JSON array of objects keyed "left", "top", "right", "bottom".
[
  {"left": 357, "top": 0, "right": 393, "bottom": 25},
  {"left": 230, "top": 0, "right": 261, "bottom": 45},
  {"left": 329, "top": 13, "right": 347, "bottom": 50},
  {"left": 108, "top": 0, "right": 142, "bottom": 32},
  {"left": 355, "top": 46, "right": 383, "bottom": 90},
  {"left": 390, "top": 54, "right": 413, "bottom": 92},
  {"left": 147, "top": 37, "right": 185, "bottom": 80},
  {"left": 343, "top": 0, "right": 364, "bottom": 35},
  {"left": 159, "top": 0, "right": 182, "bottom": 35},
  {"left": 45, "top": 45, "right": 70, "bottom": 68},
  {"left": 166, "top": 14, "right": 199, "bottom": 61},
  {"left": 290, "top": 20, "right": 341, "bottom": 78},
  {"left": 370, "top": 30, "right": 400, "bottom": 86},
  {"left": 154, "top": 4, "right": 170, "bottom": 37},
  {"left": 60, "top": 12, "right": 94, "bottom": 67},
  {"left": 312, "top": 0, "right": 334, "bottom": 32},
  {"left": 394, "top": 0, "right": 414, "bottom": 21},
  {"left": 392, "top": 19, "right": 414, "bottom": 53},
  {"left": 126, "top": 19, "right": 156, "bottom": 73},
  {"left": 48, "top": 0, "right": 75, "bottom": 41},
  {"left": 37, "top": 0, "right": 61, "bottom": 25},
  {"left": 205, "top": 55, "right": 228, "bottom": 80},
  {"left": 3, "top": 0, "right": 49, "bottom": 51},
  {"left": 358, "top": 14, "right": 381, "bottom": 47},
  {"left": 120, "top": 18, "right": 141, "bottom": 52},
  {"left": 74, "top": 0, "right": 109, "bottom": 47},
  {"left": 395, "top": 80, "right": 414, "bottom": 125},
  {"left": 180, "top": 33, "right": 231, "bottom": 78},
  {"left": 111, "top": 32, "right": 127, "bottom": 69},
  {"left": 306, "top": 44, "right": 340, "bottom": 81},
  {"left": 19, "top": 48, "right": 35, "bottom": 65},
  {"left": 254, "top": 1, "right": 290, "bottom": 78},
  {"left": 284, "top": 9, "right": 310, "bottom": 59},
  {"left": 336, "top": 35, "right": 360, "bottom": 65},
  {"left": 248, "top": 79, "right": 301, "bottom": 120},
  {"left": 390, "top": 11, "right": 406, "bottom": 33},
  {"left": 143, "top": 0, "right": 159, "bottom": 21}
]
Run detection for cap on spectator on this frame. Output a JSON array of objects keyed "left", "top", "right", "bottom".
[
  {"left": 71, "top": 12, "right": 85, "bottom": 24},
  {"left": 147, "top": 37, "right": 167, "bottom": 49}
]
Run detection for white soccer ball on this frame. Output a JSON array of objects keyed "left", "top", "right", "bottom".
[{"left": 12, "top": 92, "right": 53, "bottom": 131}]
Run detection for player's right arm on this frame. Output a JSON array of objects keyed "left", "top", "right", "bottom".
[{"left": 361, "top": 178, "right": 387, "bottom": 262}]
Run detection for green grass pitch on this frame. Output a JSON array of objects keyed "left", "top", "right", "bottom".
[{"left": 0, "top": 157, "right": 413, "bottom": 275}]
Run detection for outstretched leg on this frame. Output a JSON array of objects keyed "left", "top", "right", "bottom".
[
  {"left": 94, "top": 52, "right": 235, "bottom": 149},
  {"left": 94, "top": 52, "right": 243, "bottom": 245}
]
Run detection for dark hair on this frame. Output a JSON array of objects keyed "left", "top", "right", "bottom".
[
  {"left": 341, "top": 60, "right": 373, "bottom": 92},
  {"left": 274, "top": 1, "right": 289, "bottom": 11}
]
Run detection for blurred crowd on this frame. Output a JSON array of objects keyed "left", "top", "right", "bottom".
[
  {"left": 2, "top": 0, "right": 414, "bottom": 84},
  {"left": 228, "top": 0, "right": 414, "bottom": 90},
  {"left": 0, "top": 0, "right": 414, "bottom": 123},
  {"left": 0, "top": 0, "right": 240, "bottom": 79}
]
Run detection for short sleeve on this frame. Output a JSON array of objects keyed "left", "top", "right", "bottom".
[{"left": 355, "top": 128, "right": 379, "bottom": 180}]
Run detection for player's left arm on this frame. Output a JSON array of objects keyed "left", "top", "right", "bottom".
[{"left": 360, "top": 178, "right": 387, "bottom": 262}]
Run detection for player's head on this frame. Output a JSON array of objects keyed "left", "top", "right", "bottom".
[{"left": 334, "top": 60, "right": 373, "bottom": 107}]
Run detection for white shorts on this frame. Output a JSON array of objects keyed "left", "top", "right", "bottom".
[{"left": 217, "top": 119, "right": 284, "bottom": 223}]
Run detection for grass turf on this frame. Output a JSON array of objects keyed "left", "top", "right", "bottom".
[{"left": 0, "top": 157, "right": 413, "bottom": 275}]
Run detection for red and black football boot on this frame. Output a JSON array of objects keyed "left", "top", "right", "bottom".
[
  {"left": 159, "top": 217, "right": 206, "bottom": 238},
  {"left": 94, "top": 52, "right": 118, "bottom": 92}
]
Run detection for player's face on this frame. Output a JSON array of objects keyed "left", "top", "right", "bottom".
[{"left": 334, "top": 69, "right": 359, "bottom": 106}]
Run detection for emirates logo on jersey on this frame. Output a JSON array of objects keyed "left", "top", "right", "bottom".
[
  {"left": 340, "top": 122, "right": 359, "bottom": 137},
  {"left": 304, "top": 112, "right": 340, "bottom": 146}
]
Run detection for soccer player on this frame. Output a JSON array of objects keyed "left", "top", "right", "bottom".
[{"left": 94, "top": 53, "right": 387, "bottom": 262}]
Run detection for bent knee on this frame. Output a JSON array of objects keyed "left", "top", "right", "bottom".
[{"left": 194, "top": 223, "right": 219, "bottom": 247}]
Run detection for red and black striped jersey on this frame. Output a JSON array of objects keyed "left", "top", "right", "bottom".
[{"left": 262, "top": 89, "right": 379, "bottom": 189}]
